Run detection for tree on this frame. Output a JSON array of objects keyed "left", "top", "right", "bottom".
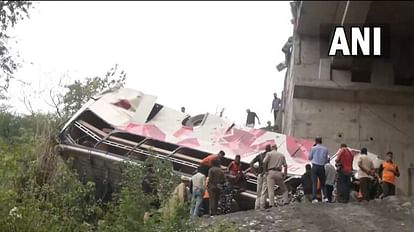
[
  {"left": 61, "top": 64, "right": 127, "bottom": 118},
  {"left": 44, "top": 64, "right": 127, "bottom": 120},
  {"left": 0, "top": 1, "right": 32, "bottom": 97}
]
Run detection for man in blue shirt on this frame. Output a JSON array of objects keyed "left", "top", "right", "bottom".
[{"left": 308, "top": 137, "right": 329, "bottom": 203}]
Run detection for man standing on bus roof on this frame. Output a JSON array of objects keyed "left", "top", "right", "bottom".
[
  {"left": 246, "top": 109, "right": 261, "bottom": 128},
  {"left": 271, "top": 93, "right": 281, "bottom": 127}
]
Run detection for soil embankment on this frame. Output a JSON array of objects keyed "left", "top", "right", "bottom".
[{"left": 201, "top": 196, "right": 414, "bottom": 232}]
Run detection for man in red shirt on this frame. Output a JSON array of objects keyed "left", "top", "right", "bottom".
[{"left": 335, "top": 144, "right": 354, "bottom": 203}]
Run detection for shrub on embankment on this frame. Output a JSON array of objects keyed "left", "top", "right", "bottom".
[{"left": 0, "top": 113, "right": 239, "bottom": 231}]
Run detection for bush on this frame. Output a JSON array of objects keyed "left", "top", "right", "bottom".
[
  {"left": 0, "top": 136, "right": 104, "bottom": 232},
  {"left": 98, "top": 158, "right": 195, "bottom": 232},
  {"left": 0, "top": 112, "right": 240, "bottom": 232}
]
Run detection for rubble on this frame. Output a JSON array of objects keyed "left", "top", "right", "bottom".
[
  {"left": 201, "top": 197, "right": 414, "bottom": 232},
  {"left": 402, "top": 202, "right": 412, "bottom": 207}
]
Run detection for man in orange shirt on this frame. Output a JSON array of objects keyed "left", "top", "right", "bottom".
[
  {"left": 200, "top": 150, "right": 226, "bottom": 168},
  {"left": 379, "top": 151, "right": 400, "bottom": 198},
  {"left": 228, "top": 155, "right": 244, "bottom": 186}
]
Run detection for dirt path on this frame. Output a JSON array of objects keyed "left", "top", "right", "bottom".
[{"left": 200, "top": 196, "right": 414, "bottom": 232}]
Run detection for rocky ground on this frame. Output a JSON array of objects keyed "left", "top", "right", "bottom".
[{"left": 200, "top": 196, "right": 414, "bottom": 232}]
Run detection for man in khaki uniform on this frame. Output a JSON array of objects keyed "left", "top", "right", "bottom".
[
  {"left": 163, "top": 176, "right": 191, "bottom": 219},
  {"left": 263, "top": 144, "right": 289, "bottom": 207},
  {"left": 251, "top": 145, "right": 271, "bottom": 210},
  {"left": 173, "top": 176, "right": 191, "bottom": 204}
]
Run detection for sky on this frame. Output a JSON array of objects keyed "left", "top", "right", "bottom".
[{"left": 7, "top": 1, "right": 293, "bottom": 127}]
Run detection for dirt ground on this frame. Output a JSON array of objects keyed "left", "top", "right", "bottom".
[{"left": 200, "top": 196, "right": 414, "bottom": 232}]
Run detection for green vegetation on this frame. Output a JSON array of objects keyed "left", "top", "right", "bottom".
[
  {"left": 0, "top": 2, "right": 240, "bottom": 231},
  {"left": 206, "top": 221, "right": 240, "bottom": 232},
  {"left": 0, "top": 57, "right": 239, "bottom": 232},
  {"left": 0, "top": 109, "right": 240, "bottom": 231}
]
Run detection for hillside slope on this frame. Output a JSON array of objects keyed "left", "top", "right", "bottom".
[{"left": 201, "top": 196, "right": 414, "bottom": 232}]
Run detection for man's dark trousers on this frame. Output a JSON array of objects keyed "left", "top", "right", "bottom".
[
  {"left": 273, "top": 110, "right": 278, "bottom": 126},
  {"left": 208, "top": 187, "right": 220, "bottom": 215},
  {"left": 360, "top": 177, "right": 372, "bottom": 201},
  {"left": 337, "top": 171, "right": 351, "bottom": 202},
  {"left": 311, "top": 164, "right": 327, "bottom": 200}
]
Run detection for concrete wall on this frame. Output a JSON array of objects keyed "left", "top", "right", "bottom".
[
  {"left": 281, "top": 33, "right": 414, "bottom": 195},
  {"left": 371, "top": 59, "right": 394, "bottom": 86},
  {"left": 281, "top": 35, "right": 301, "bottom": 135},
  {"left": 289, "top": 98, "right": 414, "bottom": 195}
]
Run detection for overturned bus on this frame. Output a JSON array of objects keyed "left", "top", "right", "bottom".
[{"left": 55, "top": 88, "right": 382, "bottom": 211}]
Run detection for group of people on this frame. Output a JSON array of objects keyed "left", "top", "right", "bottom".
[
  {"left": 141, "top": 135, "right": 401, "bottom": 220},
  {"left": 189, "top": 151, "right": 247, "bottom": 217},
  {"left": 192, "top": 136, "right": 402, "bottom": 215},
  {"left": 303, "top": 137, "right": 400, "bottom": 204},
  {"left": 249, "top": 144, "right": 290, "bottom": 209},
  {"left": 141, "top": 150, "right": 246, "bottom": 219},
  {"left": 189, "top": 144, "right": 292, "bottom": 216},
  {"left": 189, "top": 144, "right": 293, "bottom": 216}
]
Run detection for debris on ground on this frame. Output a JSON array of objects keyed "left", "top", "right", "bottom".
[{"left": 200, "top": 196, "right": 414, "bottom": 232}]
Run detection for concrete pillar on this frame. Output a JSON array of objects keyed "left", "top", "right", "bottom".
[
  {"left": 318, "top": 58, "right": 331, "bottom": 80},
  {"left": 409, "top": 163, "right": 414, "bottom": 196},
  {"left": 293, "top": 36, "right": 301, "bottom": 65}
]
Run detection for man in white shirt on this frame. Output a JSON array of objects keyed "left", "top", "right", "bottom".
[
  {"left": 358, "top": 148, "right": 374, "bottom": 201},
  {"left": 325, "top": 158, "right": 336, "bottom": 202},
  {"left": 190, "top": 167, "right": 206, "bottom": 217}
]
